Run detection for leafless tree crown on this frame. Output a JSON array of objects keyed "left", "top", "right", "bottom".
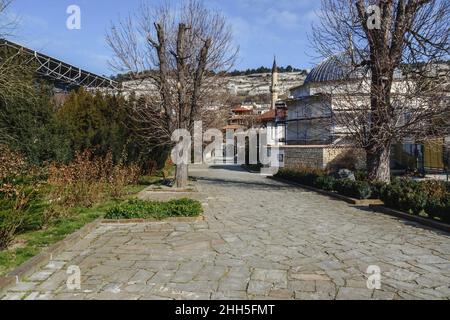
[
  {"left": 309, "top": 0, "right": 449, "bottom": 181},
  {"left": 311, "top": 0, "right": 449, "bottom": 147},
  {"left": 0, "top": 0, "right": 35, "bottom": 104},
  {"left": 106, "top": 0, "right": 237, "bottom": 150}
]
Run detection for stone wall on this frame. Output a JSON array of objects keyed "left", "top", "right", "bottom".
[
  {"left": 324, "top": 147, "right": 366, "bottom": 171},
  {"left": 281, "top": 145, "right": 366, "bottom": 171},
  {"left": 282, "top": 146, "right": 324, "bottom": 169}
]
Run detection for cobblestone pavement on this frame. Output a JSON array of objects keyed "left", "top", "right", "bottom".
[{"left": 2, "top": 165, "right": 449, "bottom": 300}]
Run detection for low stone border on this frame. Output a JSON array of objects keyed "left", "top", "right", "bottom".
[
  {"left": 269, "top": 176, "right": 384, "bottom": 206},
  {"left": 0, "top": 218, "right": 103, "bottom": 293},
  {"left": 142, "top": 188, "right": 198, "bottom": 193},
  {"left": 369, "top": 205, "right": 450, "bottom": 233},
  {"left": 101, "top": 215, "right": 205, "bottom": 224}
]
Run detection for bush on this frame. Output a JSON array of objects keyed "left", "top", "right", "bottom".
[
  {"left": 0, "top": 146, "right": 43, "bottom": 248},
  {"left": 380, "top": 179, "right": 440, "bottom": 215},
  {"left": 425, "top": 197, "right": 450, "bottom": 223},
  {"left": 314, "top": 175, "right": 336, "bottom": 191},
  {"left": 48, "top": 150, "right": 142, "bottom": 209},
  {"left": 105, "top": 198, "right": 203, "bottom": 220},
  {"left": 369, "top": 181, "right": 386, "bottom": 199},
  {"left": 0, "top": 210, "right": 23, "bottom": 250},
  {"left": 400, "top": 191, "right": 427, "bottom": 215},
  {"left": 276, "top": 167, "right": 325, "bottom": 187},
  {"left": 278, "top": 167, "right": 449, "bottom": 222},
  {"left": 277, "top": 167, "right": 373, "bottom": 199},
  {"left": 333, "top": 179, "right": 372, "bottom": 200}
]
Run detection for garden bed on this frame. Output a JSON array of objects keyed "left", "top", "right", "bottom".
[
  {"left": 0, "top": 197, "right": 137, "bottom": 277},
  {"left": 0, "top": 148, "right": 157, "bottom": 277},
  {"left": 275, "top": 167, "right": 450, "bottom": 226},
  {"left": 0, "top": 218, "right": 103, "bottom": 292},
  {"left": 369, "top": 205, "right": 450, "bottom": 233},
  {"left": 103, "top": 198, "right": 204, "bottom": 220},
  {"left": 270, "top": 176, "right": 383, "bottom": 206}
]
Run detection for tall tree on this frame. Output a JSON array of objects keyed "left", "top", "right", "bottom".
[
  {"left": 0, "top": 84, "right": 71, "bottom": 164},
  {"left": 0, "top": 0, "right": 33, "bottom": 104},
  {"left": 106, "top": 0, "right": 237, "bottom": 187},
  {"left": 312, "top": 0, "right": 449, "bottom": 182},
  {"left": 56, "top": 88, "right": 130, "bottom": 162}
]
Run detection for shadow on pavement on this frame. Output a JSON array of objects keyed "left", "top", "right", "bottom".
[
  {"left": 353, "top": 205, "right": 450, "bottom": 235},
  {"left": 195, "top": 176, "right": 300, "bottom": 191},
  {"left": 208, "top": 165, "right": 247, "bottom": 172}
]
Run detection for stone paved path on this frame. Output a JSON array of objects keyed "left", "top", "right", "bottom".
[{"left": 2, "top": 165, "right": 449, "bottom": 300}]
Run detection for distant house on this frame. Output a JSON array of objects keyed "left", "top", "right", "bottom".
[
  {"left": 281, "top": 53, "right": 449, "bottom": 173},
  {"left": 259, "top": 102, "right": 287, "bottom": 146},
  {"left": 220, "top": 59, "right": 287, "bottom": 166},
  {"left": 222, "top": 103, "right": 261, "bottom": 132}
]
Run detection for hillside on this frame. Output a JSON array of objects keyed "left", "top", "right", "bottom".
[
  {"left": 225, "top": 71, "right": 306, "bottom": 97},
  {"left": 121, "top": 71, "right": 307, "bottom": 99}
]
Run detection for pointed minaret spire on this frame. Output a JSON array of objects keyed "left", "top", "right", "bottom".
[{"left": 270, "top": 55, "right": 279, "bottom": 110}]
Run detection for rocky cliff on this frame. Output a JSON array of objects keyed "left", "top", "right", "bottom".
[{"left": 225, "top": 71, "right": 306, "bottom": 97}]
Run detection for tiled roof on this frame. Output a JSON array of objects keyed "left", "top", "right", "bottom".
[
  {"left": 232, "top": 107, "right": 253, "bottom": 112},
  {"left": 260, "top": 109, "right": 276, "bottom": 121},
  {"left": 259, "top": 109, "right": 287, "bottom": 122},
  {"left": 222, "top": 124, "right": 245, "bottom": 131}
]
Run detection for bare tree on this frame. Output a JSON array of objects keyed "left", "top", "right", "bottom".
[
  {"left": 106, "top": 0, "right": 237, "bottom": 187},
  {"left": 0, "top": 0, "right": 16, "bottom": 38},
  {"left": 0, "top": 0, "right": 34, "bottom": 104},
  {"left": 311, "top": 0, "right": 449, "bottom": 182}
]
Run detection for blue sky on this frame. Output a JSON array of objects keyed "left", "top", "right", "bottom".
[{"left": 5, "top": 0, "right": 322, "bottom": 77}]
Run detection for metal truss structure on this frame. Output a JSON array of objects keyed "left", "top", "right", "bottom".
[{"left": 0, "top": 39, "right": 118, "bottom": 91}]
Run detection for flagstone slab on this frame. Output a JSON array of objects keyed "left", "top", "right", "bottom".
[{"left": 1, "top": 165, "right": 449, "bottom": 300}]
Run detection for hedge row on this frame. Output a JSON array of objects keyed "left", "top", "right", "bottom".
[
  {"left": 380, "top": 179, "right": 450, "bottom": 223},
  {"left": 105, "top": 198, "right": 203, "bottom": 220},
  {"left": 276, "top": 168, "right": 376, "bottom": 200},
  {"left": 276, "top": 168, "right": 450, "bottom": 224}
]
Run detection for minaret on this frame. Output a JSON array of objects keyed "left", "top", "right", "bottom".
[{"left": 270, "top": 56, "right": 279, "bottom": 110}]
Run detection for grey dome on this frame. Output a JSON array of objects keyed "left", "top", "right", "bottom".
[{"left": 305, "top": 53, "right": 365, "bottom": 84}]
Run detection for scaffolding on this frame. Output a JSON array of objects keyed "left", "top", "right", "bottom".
[{"left": 0, "top": 39, "right": 118, "bottom": 91}]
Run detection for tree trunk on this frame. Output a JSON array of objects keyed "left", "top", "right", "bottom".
[
  {"left": 175, "top": 163, "right": 188, "bottom": 188},
  {"left": 366, "top": 144, "right": 391, "bottom": 183},
  {"left": 365, "top": 54, "right": 394, "bottom": 184}
]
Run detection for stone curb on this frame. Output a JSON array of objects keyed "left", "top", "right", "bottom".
[
  {"left": 269, "top": 176, "right": 383, "bottom": 206},
  {"left": 369, "top": 205, "right": 450, "bottom": 234},
  {"left": 140, "top": 189, "right": 198, "bottom": 193},
  {"left": 0, "top": 218, "right": 103, "bottom": 293},
  {"left": 101, "top": 215, "right": 205, "bottom": 224},
  {"left": 271, "top": 176, "right": 449, "bottom": 233}
]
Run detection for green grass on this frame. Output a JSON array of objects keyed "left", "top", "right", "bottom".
[
  {"left": 138, "top": 175, "right": 164, "bottom": 186},
  {"left": 105, "top": 198, "right": 203, "bottom": 220},
  {"left": 0, "top": 182, "right": 150, "bottom": 277},
  {"left": 122, "top": 184, "right": 150, "bottom": 195},
  {"left": 0, "top": 200, "right": 118, "bottom": 276}
]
